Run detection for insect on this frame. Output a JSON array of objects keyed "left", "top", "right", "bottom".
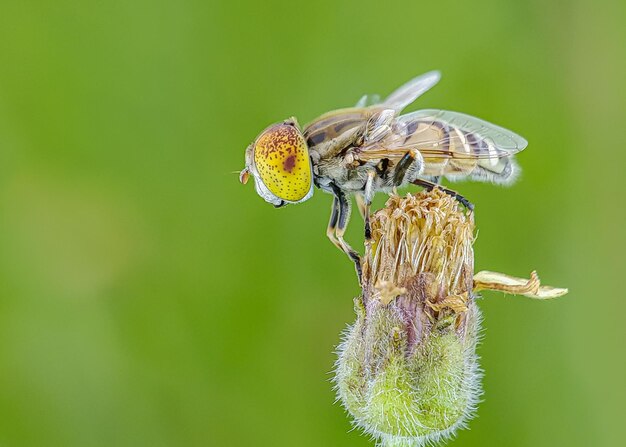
[{"left": 239, "top": 71, "right": 527, "bottom": 281}]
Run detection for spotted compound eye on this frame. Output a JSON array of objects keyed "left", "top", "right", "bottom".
[{"left": 253, "top": 123, "right": 312, "bottom": 202}]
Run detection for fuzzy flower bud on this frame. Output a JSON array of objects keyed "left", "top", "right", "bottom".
[{"left": 335, "top": 189, "right": 566, "bottom": 447}]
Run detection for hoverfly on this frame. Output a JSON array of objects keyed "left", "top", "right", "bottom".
[{"left": 239, "top": 71, "right": 527, "bottom": 280}]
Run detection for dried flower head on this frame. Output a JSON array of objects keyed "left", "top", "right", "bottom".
[{"left": 335, "top": 189, "right": 567, "bottom": 447}]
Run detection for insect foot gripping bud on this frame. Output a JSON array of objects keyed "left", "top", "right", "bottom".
[{"left": 334, "top": 189, "right": 567, "bottom": 447}]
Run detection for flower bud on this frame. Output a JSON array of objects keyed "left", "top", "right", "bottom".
[
  {"left": 335, "top": 189, "right": 567, "bottom": 446},
  {"left": 335, "top": 190, "right": 480, "bottom": 447}
]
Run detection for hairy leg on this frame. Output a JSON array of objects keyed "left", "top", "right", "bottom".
[
  {"left": 326, "top": 185, "right": 363, "bottom": 282},
  {"left": 392, "top": 150, "right": 424, "bottom": 186},
  {"left": 355, "top": 193, "right": 367, "bottom": 221},
  {"left": 362, "top": 171, "right": 376, "bottom": 240},
  {"left": 326, "top": 195, "right": 341, "bottom": 249},
  {"left": 411, "top": 178, "right": 474, "bottom": 211}
]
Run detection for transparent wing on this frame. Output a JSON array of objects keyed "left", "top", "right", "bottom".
[
  {"left": 355, "top": 94, "right": 381, "bottom": 108},
  {"left": 356, "top": 71, "right": 440, "bottom": 110},
  {"left": 360, "top": 109, "right": 528, "bottom": 160},
  {"left": 303, "top": 71, "right": 441, "bottom": 148},
  {"left": 303, "top": 107, "right": 375, "bottom": 147},
  {"left": 380, "top": 71, "right": 441, "bottom": 112}
]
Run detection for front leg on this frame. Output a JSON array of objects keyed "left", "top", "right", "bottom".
[
  {"left": 326, "top": 194, "right": 341, "bottom": 250},
  {"left": 327, "top": 185, "right": 362, "bottom": 283}
]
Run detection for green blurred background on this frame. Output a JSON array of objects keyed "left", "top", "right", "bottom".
[{"left": 0, "top": 0, "right": 624, "bottom": 446}]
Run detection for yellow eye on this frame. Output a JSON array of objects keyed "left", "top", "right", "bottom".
[{"left": 253, "top": 122, "right": 312, "bottom": 202}]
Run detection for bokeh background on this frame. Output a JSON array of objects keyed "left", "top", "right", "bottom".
[{"left": 1, "top": 0, "right": 624, "bottom": 446}]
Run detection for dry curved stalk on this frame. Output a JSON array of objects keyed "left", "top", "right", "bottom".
[{"left": 474, "top": 270, "right": 568, "bottom": 299}]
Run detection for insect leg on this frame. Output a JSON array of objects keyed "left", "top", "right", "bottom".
[
  {"left": 332, "top": 186, "right": 362, "bottom": 282},
  {"left": 355, "top": 193, "right": 367, "bottom": 221},
  {"left": 411, "top": 178, "right": 474, "bottom": 211},
  {"left": 392, "top": 150, "right": 424, "bottom": 186},
  {"left": 393, "top": 151, "right": 414, "bottom": 185},
  {"left": 363, "top": 171, "right": 376, "bottom": 240},
  {"left": 326, "top": 195, "right": 341, "bottom": 249}
]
